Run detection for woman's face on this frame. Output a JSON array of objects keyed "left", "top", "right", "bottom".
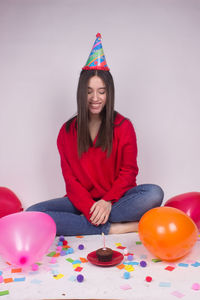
[{"left": 87, "top": 75, "right": 107, "bottom": 117}]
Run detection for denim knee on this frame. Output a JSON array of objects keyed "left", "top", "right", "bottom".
[
  {"left": 26, "top": 203, "right": 45, "bottom": 212},
  {"left": 148, "top": 184, "right": 164, "bottom": 207}
]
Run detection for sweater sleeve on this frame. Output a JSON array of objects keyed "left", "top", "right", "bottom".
[
  {"left": 57, "top": 125, "right": 95, "bottom": 222},
  {"left": 103, "top": 120, "right": 139, "bottom": 203}
]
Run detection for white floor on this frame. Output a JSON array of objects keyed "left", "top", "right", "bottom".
[{"left": 0, "top": 232, "right": 200, "bottom": 300}]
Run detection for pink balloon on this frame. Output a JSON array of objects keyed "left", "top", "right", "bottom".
[
  {"left": 0, "top": 212, "right": 56, "bottom": 266},
  {"left": 165, "top": 192, "right": 200, "bottom": 230}
]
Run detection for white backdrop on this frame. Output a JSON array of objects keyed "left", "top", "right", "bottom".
[{"left": 0, "top": 0, "right": 200, "bottom": 209}]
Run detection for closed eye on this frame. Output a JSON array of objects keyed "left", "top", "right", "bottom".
[
  {"left": 99, "top": 89, "right": 106, "bottom": 94},
  {"left": 87, "top": 87, "right": 106, "bottom": 95}
]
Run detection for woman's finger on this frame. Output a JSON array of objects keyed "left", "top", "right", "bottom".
[
  {"left": 90, "top": 202, "right": 97, "bottom": 214},
  {"left": 95, "top": 213, "right": 106, "bottom": 226},
  {"left": 101, "top": 214, "right": 109, "bottom": 224},
  {"left": 90, "top": 206, "right": 102, "bottom": 222},
  {"left": 92, "top": 209, "right": 104, "bottom": 224}
]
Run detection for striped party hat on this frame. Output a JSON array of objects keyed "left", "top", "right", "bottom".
[{"left": 82, "top": 33, "right": 110, "bottom": 71}]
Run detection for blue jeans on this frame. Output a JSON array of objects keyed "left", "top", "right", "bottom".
[{"left": 26, "top": 184, "right": 164, "bottom": 236}]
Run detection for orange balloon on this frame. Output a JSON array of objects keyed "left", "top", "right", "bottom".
[{"left": 138, "top": 206, "right": 198, "bottom": 261}]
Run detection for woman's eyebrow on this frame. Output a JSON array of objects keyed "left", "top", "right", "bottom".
[{"left": 87, "top": 87, "right": 106, "bottom": 90}]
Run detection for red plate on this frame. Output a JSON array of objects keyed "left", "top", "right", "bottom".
[{"left": 87, "top": 250, "right": 124, "bottom": 267}]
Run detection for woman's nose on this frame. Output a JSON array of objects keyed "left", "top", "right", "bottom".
[{"left": 92, "top": 91, "right": 98, "bottom": 100}]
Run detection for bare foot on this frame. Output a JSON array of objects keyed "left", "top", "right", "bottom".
[{"left": 108, "top": 222, "right": 139, "bottom": 234}]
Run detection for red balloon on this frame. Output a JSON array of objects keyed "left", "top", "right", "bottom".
[
  {"left": 165, "top": 192, "right": 200, "bottom": 230},
  {"left": 0, "top": 187, "right": 23, "bottom": 218}
]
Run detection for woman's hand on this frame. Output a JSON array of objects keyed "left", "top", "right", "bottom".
[{"left": 90, "top": 199, "right": 112, "bottom": 226}]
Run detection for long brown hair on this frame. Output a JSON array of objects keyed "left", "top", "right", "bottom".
[{"left": 66, "top": 69, "right": 115, "bottom": 157}]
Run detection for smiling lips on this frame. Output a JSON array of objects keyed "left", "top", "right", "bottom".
[{"left": 89, "top": 102, "right": 102, "bottom": 109}]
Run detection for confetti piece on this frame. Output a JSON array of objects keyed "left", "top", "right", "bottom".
[
  {"left": 178, "top": 263, "right": 189, "bottom": 267},
  {"left": 51, "top": 270, "right": 59, "bottom": 275},
  {"left": 116, "top": 264, "right": 125, "bottom": 269},
  {"left": 126, "top": 252, "right": 133, "bottom": 256},
  {"left": 124, "top": 265, "right": 134, "bottom": 272},
  {"left": 50, "top": 257, "right": 57, "bottom": 264},
  {"left": 77, "top": 274, "right": 84, "bottom": 282},
  {"left": 120, "top": 284, "right": 132, "bottom": 290},
  {"left": 79, "top": 257, "right": 88, "bottom": 263},
  {"left": 60, "top": 250, "right": 67, "bottom": 256},
  {"left": 74, "top": 267, "right": 83, "bottom": 272},
  {"left": 124, "top": 261, "right": 139, "bottom": 266},
  {"left": 68, "top": 275, "right": 77, "bottom": 282},
  {"left": 76, "top": 236, "right": 84, "bottom": 238},
  {"left": 53, "top": 252, "right": 60, "bottom": 257},
  {"left": 159, "top": 282, "right": 171, "bottom": 287},
  {"left": 4, "top": 278, "right": 13, "bottom": 283},
  {"left": 73, "top": 264, "right": 81, "bottom": 269},
  {"left": 171, "top": 291, "right": 185, "bottom": 298},
  {"left": 30, "top": 279, "right": 42, "bottom": 284},
  {"left": 191, "top": 283, "right": 200, "bottom": 290},
  {"left": 0, "top": 290, "right": 9, "bottom": 296},
  {"left": 47, "top": 251, "right": 56, "bottom": 257},
  {"left": 13, "top": 277, "right": 26, "bottom": 282},
  {"left": 165, "top": 266, "right": 175, "bottom": 271},
  {"left": 54, "top": 274, "right": 64, "bottom": 280},
  {"left": 127, "top": 255, "right": 134, "bottom": 261},
  {"left": 152, "top": 258, "right": 162, "bottom": 263},
  {"left": 117, "top": 246, "right": 126, "bottom": 249},
  {"left": 59, "top": 235, "right": 65, "bottom": 241},
  {"left": 72, "top": 260, "right": 82, "bottom": 264},
  {"left": 140, "top": 260, "right": 147, "bottom": 267},
  {"left": 123, "top": 272, "right": 130, "bottom": 279},
  {"left": 56, "top": 246, "right": 62, "bottom": 251},
  {"left": 32, "top": 264, "right": 39, "bottom": 271},
  {"left": 62, "top": 245, "right": 70, "bottom": 249},
  {"left": 136, "top": 241, "right": 142, "bottom": 245},
  {"left": 11, "top": 268, "right": 22, "bottom": 273},
  {"left": 115, "top": 243, "right": 122, "bottom": 247},
  {"left": 28, "top": 271, "right": 39, "bottom": 275},
  {"left": 78, "top": 244, "right": 84, "bottom": 250},
  {"left": 66, "top": 248, "right": 74, "bottom": 254},
  {"left": 191, "top": 262, "right": 200, "bottom": 267},
  {"left": 66, "top": 258, "right": 74, "bottom": 263},
  {"left": 145, "top": 276, "right": 152, "bottom": 282}
]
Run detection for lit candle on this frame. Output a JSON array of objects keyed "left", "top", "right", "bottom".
[{"left": 102, "top": 232, "right": 106, "bottom": 249}]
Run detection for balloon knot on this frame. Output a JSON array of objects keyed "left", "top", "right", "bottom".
[{"left": 19, "top": 256, "right": 27, "bottom": 265}]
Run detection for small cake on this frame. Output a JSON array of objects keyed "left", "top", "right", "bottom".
[{"left": 96, "top": 247, "right": 113, "bottom": 262}]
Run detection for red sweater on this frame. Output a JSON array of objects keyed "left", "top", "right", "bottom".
[{"left": 57, "top": 112, "right": 138, "bottom": 221}]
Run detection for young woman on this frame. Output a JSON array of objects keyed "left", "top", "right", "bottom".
[{"left": 27, "top": 34, "right": 164, "bottom": 235}]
